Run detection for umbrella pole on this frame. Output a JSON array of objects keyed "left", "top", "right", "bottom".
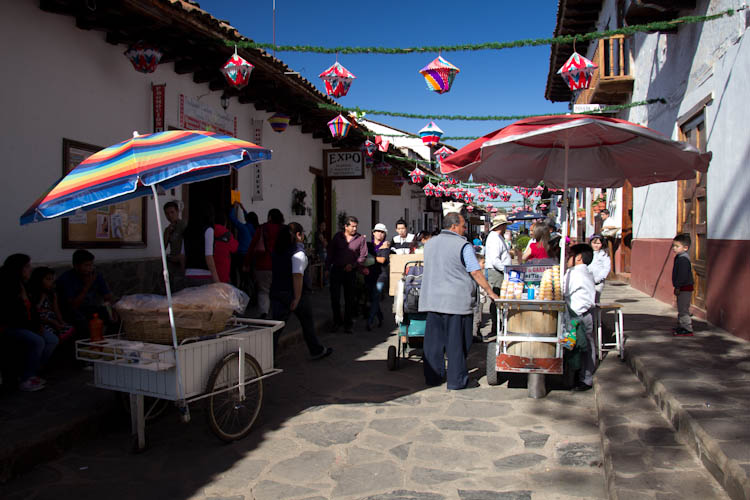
[
  {"left": 150, "top": 185, "right": 190, "bottom": 422},
  {"left": 560, "top": 138, "right": 569, "bottom": 275}
]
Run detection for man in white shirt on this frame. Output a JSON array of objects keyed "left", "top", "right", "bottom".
[
  {"left": 484, "top": 214, "right": 512, "bottom": 336},
  {"left": 390, "top": 219, "right": 415, "bottom": 255},
  {"left": 564, "top": 243, "right": 597, "bottom": 392}
]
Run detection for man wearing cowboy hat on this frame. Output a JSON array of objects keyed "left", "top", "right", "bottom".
[{"left": 484, "top": 213, "right": 513, "bottom": 336}]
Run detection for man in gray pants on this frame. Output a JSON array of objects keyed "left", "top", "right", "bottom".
[{"left": 419, "top": 212, "right": 499, "bottom": 390}]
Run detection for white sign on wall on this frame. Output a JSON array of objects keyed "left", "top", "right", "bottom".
[
  {"left": 179, "top": 94, "right": 237, "bottom": 137},
  {"left": 323, "top": 150, "right": 364, "bottom": 179}
]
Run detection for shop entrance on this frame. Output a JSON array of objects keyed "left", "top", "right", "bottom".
[{"left": 183, "top": 172, "right": 236, "bottom": 226}]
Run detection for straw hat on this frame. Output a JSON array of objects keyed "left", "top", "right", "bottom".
[{"left": 489, "top": 213, "right": 509, "bottom": 231}]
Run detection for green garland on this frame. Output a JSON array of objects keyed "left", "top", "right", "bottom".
[
  {"left": 319, "top": 99, "right": 665, "bottom": 121},
  {"left": 228, "top": 10, "right": 739, "bottom": 53}
]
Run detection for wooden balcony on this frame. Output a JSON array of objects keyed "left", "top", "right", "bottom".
[{"left": 576, "top": 35, "right": 634, "bottom": 106}]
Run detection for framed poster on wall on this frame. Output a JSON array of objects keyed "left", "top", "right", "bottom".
[{"left": 61, "top": 138, "right": 147, "bottom": 249}]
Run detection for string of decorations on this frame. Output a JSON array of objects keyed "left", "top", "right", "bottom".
[
  {"left": 228, "top": 9, "right": 741, "bottom": 54},
  {"left": 318, "top": 98, "right": 665, "bottom": 121}
]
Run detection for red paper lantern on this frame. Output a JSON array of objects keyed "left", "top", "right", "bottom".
[
  {"left": 467, "top": 205, "right": 474, "bottom": 213},
  {"left": 124, "top": 41, "right": 162, "bottom": 74},
  {"left": 409, "top": 168, "right": 425, "bottom": 184},
  {"left": 221, "top": 47, "right": 254, "bottom": 90},
  {"left": 423, "top": 182, "right": 436, "bottom": 196}
]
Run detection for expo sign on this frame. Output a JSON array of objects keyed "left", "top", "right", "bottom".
[{"left": 323, "top": 149, "right": 364, "bottom": 179}]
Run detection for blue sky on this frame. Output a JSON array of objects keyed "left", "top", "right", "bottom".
[{"left": 199, "top": 1, "right": 570, "bottom": 150}]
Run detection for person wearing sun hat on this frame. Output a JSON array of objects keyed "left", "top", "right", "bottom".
[
  {"left": 366, "top": 223, "right": 391, "bottom": 330},
  {"left": 484, "top": 213, "right": 513, "bottom": 336}
]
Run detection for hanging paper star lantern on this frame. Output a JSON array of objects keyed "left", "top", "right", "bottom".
[
  {"left": 533, "top": 187, "right": 543, "bottom": 198},
  {"left": 375, "top": 162, "right": 392, "bottom": 175},
  {"left": 486, "top": 203, "right": 494, "bottom": 212},
  {"left": 487, "top": 186, "right": 500, "bottom": 199},
  {"left": 419, "top": 56, "right": 460, "bottom": 94},
  {"left": 268, "top": 113, "right": 291, "bottom": 133},
  {"left": 319, "top": 61, "right": 356, "bottom": 97},
  {"left": 434, "top": 146, "right": 453, "bottom": 163},
  {"left": 491, "top": 207, "right": 498, "bottom": 214},
  {"left": 409, "top": 168, "right": 425, "bottom": 184},
  {"left": 467, "top": 205, "right": 474, "bottom": 213},
  {"left": 464, "top": 191, "right": 474, "bottom": 203},
  {"left": 124, "top": 41, "right": 162, "bottom": 74},
  {"left": 423, "top": 182, "right": 436, "bottom": 197},
  {"left": 499, "top": 190, "right": 511, "bottom": 202},
  {"left": 478, "top": 194, "right": 486, "bottom": 203},
  {"left": 362, "top": 140, "right": 377, "bottom": 157},
  {"left": 221, "top": 47, "right": 254, "bottom": 89},
  {"left": 419, "top": 122, "right": 444, "bottom": 147},
  {"left": 374, "top": 135, "right": 390, "bottom": 152},
  {"left": 327, "top": 114, "right": 351, "bottom": 139},
  {"left": 433, "top": 184, "right": 446, "bottom": 197},
  {"left": 448, "top": 177, "right": 459, "bottom": 185},
  {"left": 557, "top": 52, "right": 598, "bottom": 91}
]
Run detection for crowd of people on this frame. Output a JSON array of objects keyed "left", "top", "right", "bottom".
[{"left": 8, "top": 199, "right": 696, "bottom": 397}]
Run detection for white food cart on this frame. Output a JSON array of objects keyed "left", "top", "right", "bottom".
[{"left": 76, "top": 318, "right": 284, "bottom": 450}]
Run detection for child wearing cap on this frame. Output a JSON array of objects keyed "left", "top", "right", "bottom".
[{"left": 366, "top": 223, "right": 391, "bottom": 330}]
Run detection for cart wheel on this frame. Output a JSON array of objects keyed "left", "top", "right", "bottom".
[
  {"left": 206, "top": 352, "right": 264, "bottom": 442},
  {"left": 486, "top": 343, "right": 499, "bottom": 386},
  {"left": 387, "top": 345, "right": 398, "bottom": 371},
  {"left": 118, "top": 392, "right": 170, "bottom": 422}
]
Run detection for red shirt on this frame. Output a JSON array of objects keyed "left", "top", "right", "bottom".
[
  {"left": 213, "top": 224, "right": 238, "bottom": 283},
  {"left": 529, "top": 241, "right": 549, "bottom": 260}
]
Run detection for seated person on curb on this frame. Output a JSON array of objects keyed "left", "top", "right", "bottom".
[
  {"left": 57, "top": 249, "right": 116, "bottom": 339},
  {"left": 564, "top": 244, "right": 596, "bottom": 392}
]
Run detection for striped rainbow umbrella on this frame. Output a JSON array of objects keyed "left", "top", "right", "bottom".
[
  {"left": 19, "top": 129, "right": 272, "bottom": 413},
  {"left": 21, "top": 130, "right": 271, "bottom": 224}
]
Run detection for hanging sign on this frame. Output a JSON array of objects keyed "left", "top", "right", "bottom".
[
  {"left": 152, "top": 84, "right": 165, "bottom": 133},
  {"left": 179, "top": 94, "right": 237, "bottom": 137},
  {"left": 323, "top": 149, "right": 364, "bottom": 179}
]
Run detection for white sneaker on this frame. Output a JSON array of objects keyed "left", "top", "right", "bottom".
[{"left": 19, "top": 379, "right": 46, "bottom": 392}]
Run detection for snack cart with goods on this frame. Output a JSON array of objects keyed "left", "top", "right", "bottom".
[
  {"left": 388, "top": 258, "right": 425, "bottom": 370},
  {"left": 76, "top": 284, "right": 284, "bottom": 450},
  {"left": 486, "top": 263, "right": 568, "bottom": 398}
]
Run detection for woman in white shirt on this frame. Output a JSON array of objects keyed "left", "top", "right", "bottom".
[
  {"left": 270, "top": 223, "right": 332, "bottom": 362},
  {"left": 587, "top": 234, "right": 611, "bottom": 303}
]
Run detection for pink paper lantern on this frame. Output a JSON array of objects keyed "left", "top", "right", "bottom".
[
  {"left": 124, "top": 41, "right": 162, "bottom": 74},
  {"left": 319, "top": 61, "right": 356, "bottom": 98},
  {"left": 434, "top": 146, "right": 453, "bottom": 163},
  {"left": 423, "top": 182, "right": 436, "bottom": 196},
  {"left": 419, "top": 56, "right": 460, "bottom": 94},
  {"left": 467, "top": 205, "right": 474, "bottom": 213},
  {"left": 409, "top": 168, "right": 425, "bottom": 184},
  {"left": 557, "top": 52, "right": 598, "bottom": 91},
  {"left": 362, "top": 140, "right": 377, "bottom": 157},
  {"left": 478, "top": 194, "right": 486, "bottom": 202},
  {"left": 374, "top": 135, "right": 390, "bottom": 152},
  {"left": 221, "top": 47, "right": 254, "bottom": 89}
]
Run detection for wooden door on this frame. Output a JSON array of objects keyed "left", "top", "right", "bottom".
[{"left": 677, "top": 115, "right": 707, "bottom": 311}]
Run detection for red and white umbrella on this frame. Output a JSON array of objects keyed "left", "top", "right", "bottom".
[{"left": 441, "top": 114, "right": 711, "bottom": 269}]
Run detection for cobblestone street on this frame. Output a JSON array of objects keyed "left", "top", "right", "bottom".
[{"left": 0, "top": 311, "right": 607, "bottom": 500}]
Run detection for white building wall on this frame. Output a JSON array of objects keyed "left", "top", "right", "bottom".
[
  {"left": 2, "top": 1, "right": 415, "bottom": 265},
  {"left": 622, "top": 0, "right": 750, "bottom": 241}
]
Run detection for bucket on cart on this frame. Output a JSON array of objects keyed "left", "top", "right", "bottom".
[{"left": 505, "top": 309, "right": 557, "bottom": 358}]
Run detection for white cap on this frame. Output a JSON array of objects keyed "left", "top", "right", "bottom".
[{"left": 373, "top": 223, "right": 388, "bottom": 232}]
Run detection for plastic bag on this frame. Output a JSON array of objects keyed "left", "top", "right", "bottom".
[{"left": 172, "top": 283, "right": 249, "bottom": 313}]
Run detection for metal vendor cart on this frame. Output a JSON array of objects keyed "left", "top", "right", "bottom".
[
  {"left": 486, "top": 263, "right": 567, "bottom": 398},
  {"left": 76, "top": 317, "right": 284, "bottom": 450}
]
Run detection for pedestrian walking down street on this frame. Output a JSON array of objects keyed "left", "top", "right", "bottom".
[
  {"left": 418, "top": 212, "right": 499, "bottom": 390},
  {"left": 390, "top": 219, "right": 414, "bottom": 255},
  {"left": 162, "top": 201, "right": 186, "bottom": 292},
  {"left": 671, "top": 233, "right": 694, "bottom": 336},
  {"left": 366, "top": 223, "right": 391, "bottom": 331},
  {"left": 326, "top": 216, "right": 368, "bottom": 333},
  {"left": 564, "top": 244, "right": 597, "bottom": 392},
  {"left": 228, "top": 202, "right": 258, "bottom": 294},
  {"left": 245, "top": 209, "right": 284, "bottom": 319},
  {"left": 484, "top": 213, "right": 512, "bottom": 337},
  {"left": 270, "top": 223, "right": 332, "bottom": 362}
]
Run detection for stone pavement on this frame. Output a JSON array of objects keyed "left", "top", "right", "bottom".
[
  {"left": 597, "top": 282, "right": 750, "bottom": 500},
  {"left": 0, "top": 291, "right": 607, "bottom": 500}
]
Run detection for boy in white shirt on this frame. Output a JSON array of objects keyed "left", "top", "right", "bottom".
[{"left": 564, "top": 243, "right": 596, "bottom": 391}]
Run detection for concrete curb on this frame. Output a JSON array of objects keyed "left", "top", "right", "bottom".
[
  {"left": 626, "top": 347, "right": 750, "bottom": 500},
  {"left": 593, "top": 376, "right": 619, "bottom": 500}
]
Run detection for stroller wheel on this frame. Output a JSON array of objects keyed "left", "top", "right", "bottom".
[{"left": 387, "top": 345, "right": 398, "bottom": 371}]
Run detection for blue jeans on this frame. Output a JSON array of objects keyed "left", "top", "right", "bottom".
[
  {"left": 368, "top": 281, "right": 385, "bottom": 325},
  {"left": 5, "top": 327, "right": 59, "bottom": 381}
]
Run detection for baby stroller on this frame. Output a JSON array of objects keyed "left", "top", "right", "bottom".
[{"left": 388, "top": 260, "right": 426, "bottom": 370}]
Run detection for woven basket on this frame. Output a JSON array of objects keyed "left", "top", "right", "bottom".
[{"left": 117, "top": 306, "right": 235, "bottom": 344}]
